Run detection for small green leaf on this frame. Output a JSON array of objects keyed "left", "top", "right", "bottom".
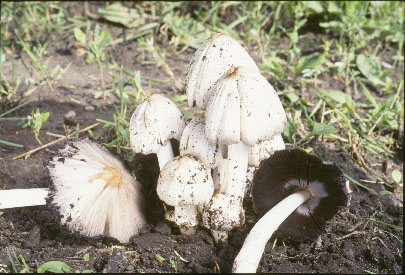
[
  {"left": 83, "top": 253, "right": 89, "bottom": 262},
  {"left": 81, "top": 270, "right": 95, "bottom": 273},
  {"left": 392, "top": 170, "right": 402, "bottom": 183},
  {"left": 283, "top": 119, "right": 297, "bottom": 143},
  {"left": 184, "top": 113, "right": 193, "bottom": 121},
  {"left": 155, "top": 254, "right": 165, "bottom": 263},
  {"left": 356, "top": 54, "right": 384, "bottom": 86},
  {"left": 311, "top": 122, "right": 337, "bottom": 136},
  {"left": 171, "top": 95, "right": 187, "bottom": 103},
  {"left": 37, "top": 261, "right": 71, "bottom": 273},
  {"left": 304, "top": 1, "right": 324, "bottom": 13},
  {"left": 73, "top": 28, "right": 87, "bottom": 45},
  {"left": 295, "top": 52, "right": 325, "bottom": 74}
]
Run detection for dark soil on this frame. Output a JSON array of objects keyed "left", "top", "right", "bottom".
[{"left": 0, "top": 7, "right": 403, "bottom": 273}]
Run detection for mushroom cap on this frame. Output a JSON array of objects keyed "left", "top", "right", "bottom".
[
  {"left": 44, "top": 138, "right": 147, "bottom": 243},
  {"left": 248, "top": 134, "right": 285, "bottom": 167},
  {"left": 157, "top": 155, "right": 214, "bottom": 207},
  {"left": 185, "top": 33, "right": 260, "bottom": 109},
  {"left": 179, "top": 116, "right": 222, "bottom": 168},
  {"left": 205, "top": 66, "right": 287, "bottom": 146},
  {"left": 129, "top": 94, "right": 186, "bottom": 155},
  {"left": 202, "top": 193, "right": 245, "bottom": 231},
  {"left": 252, "top": 148, "right": 352, "bottom": 242}
]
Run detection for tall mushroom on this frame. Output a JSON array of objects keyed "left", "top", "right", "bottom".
[
  {"left": 129, "top": 94, "right": 186, "bottom": 170},
  {"left": 44, "top": 138, "right": 147, "bottom": 243},
  {"left": 156, "top": 154, "right": 214, "bottom": 236},
  {"left": 202, "top": 65, "right": 287, "bottom": 242},
  {"left": 232, "top": 149, "right": 352, "bottom": 273},
  {"left": 185, "top": 33, "right": 260, "bottom": 109}
]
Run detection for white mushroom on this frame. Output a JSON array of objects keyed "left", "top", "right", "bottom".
[
  {"left": 156, "top": 155, "right": 214, "bottom": 236},
  {"left": 129, "top": 94, "right": 186, "bottom": 170},
  {"left": 203, "top": 66, "right": 287, "bottom": 242},
  {"left": 185, "top": 33, "right": 260, "bottom": 109},
  {"left": 245, "top": 134, "right": 286, "bottom": 198},
  {"left": 44, "top": 138, "right": 147, "bottom": 243},
  {"left": 202, "top": 193, "right": 244, "bottom": 243}
]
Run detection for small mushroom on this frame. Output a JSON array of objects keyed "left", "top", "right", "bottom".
[
  {"left": 129, "top": 94, "right": 186, "bottom": 170},
  {"left": 232, "top": 149, "right": 352, "bottom": 273},
  {"left": 44, "top": 138, "right": 147, "bottom": 244},
  {"left": 156, "top": 154, "right": 214, "bottom": 236}
]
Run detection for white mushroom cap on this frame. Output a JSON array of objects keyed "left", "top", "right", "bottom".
[
  {"left": 202, "top": 193, "right": 245, "bottom": 231},
  {"left": 179, "top": 116, "right": 222, "bottom": 168},
  {"left": 157, "top": 155, "right": 214, "bottom": 207},
  {"left": 44, "top": 138, "right": 147, "bottom": 243},
  {"left": 205, "top": 66, "right": 287, "bottom": 146},
  {"left": 185, "top": 33, "right": 260, "bottom": 109},
  {"left": 248, "top": 134, "right": 285, "bottom": 167},
  {"left": 129, "top": 94, "right": 186, "bottom": 155}
]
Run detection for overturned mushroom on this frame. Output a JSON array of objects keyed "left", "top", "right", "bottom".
[
  {"left": 233, "top": 149, "right": 352, "bottom": 273},
  {"left": 44, "top": 138, "right": 147, "bottom": 243},
  {"left": 129, "top": 94, "right": 186, "bottom": 170},
  {"left": 156, "top": 154, "right": 214, "bottom": 236}
]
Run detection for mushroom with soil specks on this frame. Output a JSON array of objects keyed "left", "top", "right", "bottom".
[
  {"left": 44, "top": 138, "right": 147, "bottom": 244},
  {"left": 232, "top": 149, "right": 352, "bottom": 273},
  {"left": 156, "top": 154, "right": 214, "bottom": 236},
  {"left": 185, "top": 33, "right": 260, "bottom": 109},
  {"left": 203, "top": 65, "right": 287, "bottom": 242},
  {"left": 129, "top": 94, "right": 186, "bottom": 170}
]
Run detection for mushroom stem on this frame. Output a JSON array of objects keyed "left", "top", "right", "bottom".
[
  {"left": 0, "top": 188, "right": 49, "bottom": 209},
  {"left": 175, "top": 205, "right": 198, "bottom": 236},
  {"left": 156, "top": 140, "right": 175, "bottom": 170},
  {"left": 221, "top": 142, "right": 249, "bottom": 196},
  {"left": 232, "top": 189, "right": 312, "bottom": 273}
]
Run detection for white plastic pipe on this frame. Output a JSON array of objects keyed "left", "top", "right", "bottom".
[
  {"left": 0, "top": 188, "right": 49, "bottom": 209},
  {"left": 232, "top": 189, "right": 312, "bottom": 273}
]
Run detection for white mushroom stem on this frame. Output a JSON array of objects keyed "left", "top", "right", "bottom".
[
  {"left": 175, "top": 205, "right": 198, "bottom": 236},
  {"left": 232, "top": 189, "right": 312, "bottom": 273},
  {"left": 220, "top": 142, "right": 249, "bottom": 195},
  {"left": 212, "top": 142, "right": 248, "bottom": 242},
  {"left": 157, "top": 140, "right": 175, "bottom": 170},
  {"left": 0, "top": 188, "right": 49, "bottom": 209}
]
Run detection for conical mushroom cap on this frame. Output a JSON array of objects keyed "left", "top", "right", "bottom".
[
  {"left": 185, "top": 33, "right": 260, "bottom": 109},
  {"left": 179, "top": 116, "right": 222, "bottom": 168},
  {"left": 252, "top": 149, "right": 352, "bottom": 242},
  {"left": 205, "top": 66, "right": 287, "bottom": 146},
  {"left": 248, "top": 134, "right": 285, "bottom": 167},
  {"left": 157, "top": 155, "right": 214, "bottom": 207},
  {"left": 130, "top": 94, "right": 186, "bottom": 155},
  {"left": 44, "top": 138, "right": 147, "bottom": 243}
]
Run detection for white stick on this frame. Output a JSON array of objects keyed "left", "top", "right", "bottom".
[
  {"left": 232, "top": 190, "right": 312, "bottom": 273},
  {"left": 157, "top": 140, "right": 174, "bottom": 170},
  {"left": 0, "top": 188, "right": 49, "bottom": 209}
]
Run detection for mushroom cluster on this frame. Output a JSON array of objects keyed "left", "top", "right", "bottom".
[{"left": 140, "top": 33, "right": 288, "bottom": 243}]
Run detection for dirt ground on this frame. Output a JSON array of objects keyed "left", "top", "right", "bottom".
[{"left": 0, "top": 10, "right": 403, "bottom": 274}]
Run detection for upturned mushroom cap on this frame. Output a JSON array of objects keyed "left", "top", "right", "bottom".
[
  {"left": 44, "top": 138, "right": 147, "bottom": 243},
  {"left": 185, "top": 33, "right": 260, "bottom": 109},
  {"left": 205, "top": 66, "right": 287, "bottom": 146},
  {"left": 248, "top": 134, "right": 285, "bottom": 167},
  {"left": 252, "top": 148, "right": 352, "bottom": 242},
  {"left": 202, "top": 193, "right": 245, "bottom": 231},
  {"left": 156, "top": 155, "right": 214, "bottom": 207},
  {"left": 179, "top": 116, "right": 222, "bottom": 168},
  {"left": 129, "top": 94, "right": 186, "bottom": 155}
]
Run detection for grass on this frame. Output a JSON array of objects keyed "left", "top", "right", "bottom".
[{"left": 0, "top": 1, "right": 403, "bottom": 272}]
